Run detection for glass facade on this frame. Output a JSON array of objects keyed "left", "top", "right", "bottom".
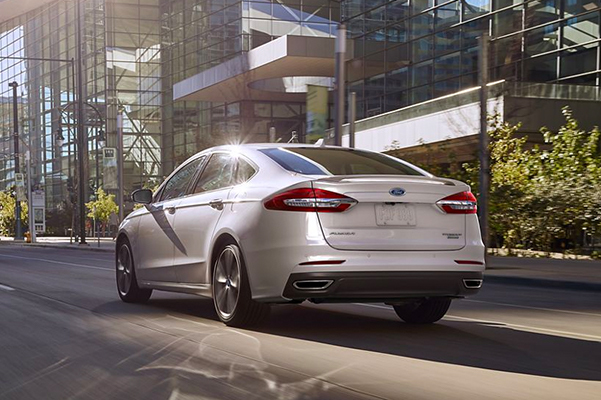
[
  {"left": 344, "top": 0, "right": 601, "bottom": 119},
  {"left": 160, "top": 0, "right": 340, "bottom": 170},
  {"left": 0, "top": 0, "right": 106, "bottom": 233}
]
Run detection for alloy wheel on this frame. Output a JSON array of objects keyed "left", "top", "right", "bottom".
[
  {"left": 117, "top": 244, "right": 133, "bottom": 296},
  {"left": 213, "top": 246, "right": 241, "bottom": 319}
]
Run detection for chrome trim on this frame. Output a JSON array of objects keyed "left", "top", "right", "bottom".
[
  {"left": 292, "top": 279, "right": 334, "bottom": 291},
  {"left": 463, "top": 279, "right": 483, "bottom": 289}
]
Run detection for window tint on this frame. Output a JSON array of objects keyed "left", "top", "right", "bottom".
[
  {"left": 161, "top": 157, "right": 205, "bottom": 201},
  {"left": 259, "top": 148, "right": 424, "bottom": 176},
  {"left": 233, "top": 157, "right": 256, "bottom": 185},
  {"left": 193, "top": 153, "right": 236, "bottom": 194}
]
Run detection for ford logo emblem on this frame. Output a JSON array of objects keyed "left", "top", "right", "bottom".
[{"left": 389, "top": 188, "right": 406, "bottom": 196}]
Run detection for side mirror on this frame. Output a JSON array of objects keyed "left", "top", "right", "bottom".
[{"left": 131, "top": 189, "right": 153, "bottom": 204}]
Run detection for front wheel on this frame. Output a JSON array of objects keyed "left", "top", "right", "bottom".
[
  {"left": 116, "top": 240, "right": 152, "bottom": 303},
  {"left": 393, "top": 298, "right": 452, "bottom": 324},
  {"left": 212, "top": 243, "right": 269, "bottom": 327}
]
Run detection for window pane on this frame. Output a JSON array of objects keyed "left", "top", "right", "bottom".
[
  {"left": 493, "top": 6, "right": 523, "bottom": 36},
  {"left": 560, "top": 45, "right": 598, "bottom": 77},
  {"left": 162, "top": 157, "right": 205, "bottom": 201},
  {"left": 463, "top": 0, "right": 490, "bottom": 21},
  {"left": 193, "top": 153, "right": 236, "bottom": 193},
  {"left": 525, "top": 23, "right": 559, "bottom": 56},
  {"left": 524, "top": 54, "right": 558, "bottom": 81},
  {"left": 563, "top": 13, "right": 599, "bottom": 48},
  {"left": 259, "top": 148, "right": 424, "bottom": 176},
  {"left": 525, "top": 0, "right": 560, "bottom": 28},
  {"left": 234, "top": 157, "right": 257, "bottom": 185}
]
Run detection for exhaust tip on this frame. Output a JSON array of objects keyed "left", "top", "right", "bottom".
[
  {"left": 293, "top": 280, "right": 334, "bottom": 291},
  {"left": 463, "top": 279, "right": 483, "bottom": 289}
]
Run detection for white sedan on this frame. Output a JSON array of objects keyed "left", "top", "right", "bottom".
[{"left": 116, "top": 144, "right": 485, "bottom": 327}]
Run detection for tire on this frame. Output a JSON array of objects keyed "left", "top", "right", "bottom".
[
  {"left": 116, "top": 240, "right": 152, "bottom": 303},
  {"left": 393, "top": 298, "right": 452, "bottom": 324},
  {"left": 212, "top": 242, "right": 269, "bottom": 327}
]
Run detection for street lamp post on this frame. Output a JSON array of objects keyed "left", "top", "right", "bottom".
[
  {"left": 9, "top": 81, "right": 23, "bottom": 241},
  {"left": 117, "top": 108, "right": 125, "bottom": 223},
  {"left": 56, "top": 101, "right": 105, "bottom": 245},
  {"left": 334, "top": 23, "right": 346, "bottom": 147}
]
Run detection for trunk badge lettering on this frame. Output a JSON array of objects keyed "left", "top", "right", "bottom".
[{"left": 389, "top": 188, "right": 406, "bottom": 196}]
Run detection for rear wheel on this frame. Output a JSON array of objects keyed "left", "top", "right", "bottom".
[
  {"left": 212, "top": 242, "right": 269, "bottom": 327},
  {"left": 116, "top": 240, "right": 152, "bottom": 303},
  {"left": 393, "top": 298, "right": 452, "bottom": 324}
]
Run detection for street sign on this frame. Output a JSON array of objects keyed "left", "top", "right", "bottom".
[
  {"left": 103, "top": 147, "right": 118, "bottom": 190},
  {"left": 14, "top": 173, "right": 26, "bottom": 202},
  {"left": 33, "top": 207, "right": 45, "bottom": 234},
  {"left": 32, "top": 190, "right": 45, "bottom": 234},
  {"left": 32, "top": 190, "right": 45, "bottom": 207}
]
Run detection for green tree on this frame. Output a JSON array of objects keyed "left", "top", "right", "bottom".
[
  {"left": 0, "top": 188, "right": 29, "bottom": 236},
  {"left": 410, "top": 108, "right": 601, "bottom": 253},
  {"left": 86, "top": 188, "right": 119, "bottom": 229}
]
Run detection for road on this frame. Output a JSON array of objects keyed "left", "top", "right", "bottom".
[{"left": 0, "top": 246, "right": 599, "bottom": 400}]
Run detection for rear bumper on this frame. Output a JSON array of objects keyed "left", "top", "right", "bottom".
[{"left": 282, "top": 271, "right": 483, "bottom": 303}]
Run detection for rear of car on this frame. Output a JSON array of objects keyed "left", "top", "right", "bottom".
[{"left": 249, "top": 146, "right": 485, "bottom": 316}]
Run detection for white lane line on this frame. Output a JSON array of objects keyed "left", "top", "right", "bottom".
[
  {"left": 0, "top": 283, "right": 15, "bottom": 291},
  {"left": 0, "top": 253, "right": 112, "bottom": 271},
  {"left": 443, "top": 315, "right": 601, "bottom": 342},
  {"left": 464, "top": 298, "right": 601, "bottom": 318},
  {"left": 354, "top": 303, "right": 601, "bottom": 342}
]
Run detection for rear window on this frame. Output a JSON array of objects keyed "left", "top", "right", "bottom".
[{"left": 259, "top": 147, "right": 424, "bottom": 176}]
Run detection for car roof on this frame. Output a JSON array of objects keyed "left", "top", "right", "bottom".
[{"left": 205, "top": 143, "right": 370, "bottom": 152}]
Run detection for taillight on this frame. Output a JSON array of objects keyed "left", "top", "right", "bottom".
[
  {"left": 436, "top": 191, "right": 477, "bottom": 214},
  {"left": 264, "top": 188, "right": 357, "bottom": 213}
]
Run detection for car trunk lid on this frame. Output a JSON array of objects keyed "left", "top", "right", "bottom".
[{"left": 312, "top": 175, "right": 468, "bottom": 251}]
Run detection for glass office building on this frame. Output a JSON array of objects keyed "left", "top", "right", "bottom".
[
  {"left": 1, "top": 0, "right": 600, "bottom": 232},
  {"left": 344, "top": 0, "right": 601, "bottom": 118}
]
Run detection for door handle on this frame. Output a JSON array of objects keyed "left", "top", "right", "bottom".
[
  {"left": 209, "top": 199, "right": 224, "bottom": 210},
  {"left": 166, "top": 206, "right": 176, "bottom": 215}
]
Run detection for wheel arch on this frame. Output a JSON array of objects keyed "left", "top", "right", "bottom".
[{"left": 209, "top": 231, "right": 256, "bottom": 290}]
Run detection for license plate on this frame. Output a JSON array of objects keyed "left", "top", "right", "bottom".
[{"left": 375, "top": 204, "right": 417, "bottom": 226}]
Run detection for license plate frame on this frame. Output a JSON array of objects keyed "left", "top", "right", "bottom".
[{"left": 375, "top": 203, "right": 417, "bottom": 227}]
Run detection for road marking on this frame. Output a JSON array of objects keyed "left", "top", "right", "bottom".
[
  {"left": 354, "top": 303, "right": 601, "bottom": 342},
  {"left": 0, "top": 283, "right": 15, "bottom": 291},
  {"left": 464, "top": 298, "right": 601, "bottom": 318},
  {"left": 0, "top": 253, "right": 112, "bottom": 271}
]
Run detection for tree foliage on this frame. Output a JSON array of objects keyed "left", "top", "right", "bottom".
[
  {"left": 86, "top": 188, "right": 119, "bottom": 223},
  {"left": 0, "top": 188, "right": 29, "bottom": 236},
  {"left": 409, "top": 107, "right": 601, "bottom": 253}
]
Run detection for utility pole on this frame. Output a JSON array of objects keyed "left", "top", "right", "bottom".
[
  {"left": 117, "top": 108, "right": 124, "bottom": 223},
  {"left": 9, "top": 81, "right": 23, "bottom": 240},
  {"left": 75, "top": 0, "right": 87, "bottom": 245},
  {"left": 478, "top": 33, "right": 490, "bottom": 252},
  {"left": 348, "top": 91, "right": 356, "bottom": 148},
  {"left": 334, "top": 23, "right": 346, "bottom": 147}
]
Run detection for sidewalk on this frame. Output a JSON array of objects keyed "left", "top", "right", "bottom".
[
  {"left": 1, "top": 237, "right": 599, "bottom": 291},
  {"left": 486, "top": 256, "right": 600, "bottom": 292},
  {"left": 0, "top": 236, "right": 115, "bottom": 252}
]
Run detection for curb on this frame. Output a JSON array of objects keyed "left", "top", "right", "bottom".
[
  {"left": 3, "top": 242, "right": 114, "bottom": 253},
  {"left": 485, "top": 275, "right": 601, "bottom": 292}
]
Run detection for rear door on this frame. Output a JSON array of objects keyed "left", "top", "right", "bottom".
[
  {"left": 313, "top": 176, "right": 468, "bottom": 251},
  {"left": 135, "top": 156, "right": 205, "bottom": 282},
  {"left": 171, "top": 152, "right": 237, "bottom": 283}
]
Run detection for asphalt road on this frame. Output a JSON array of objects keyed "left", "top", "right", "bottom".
[{"left": 0, "top": 246, "right": 599, "bottom": 400}]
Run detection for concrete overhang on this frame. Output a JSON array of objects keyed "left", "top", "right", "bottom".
[{"left": 173, "top": 35, "right": 354, "bottom": 103}]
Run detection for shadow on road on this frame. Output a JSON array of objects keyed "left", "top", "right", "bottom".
[{"left": 94, "top": 296, "right": 601, "bottom": 382}]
